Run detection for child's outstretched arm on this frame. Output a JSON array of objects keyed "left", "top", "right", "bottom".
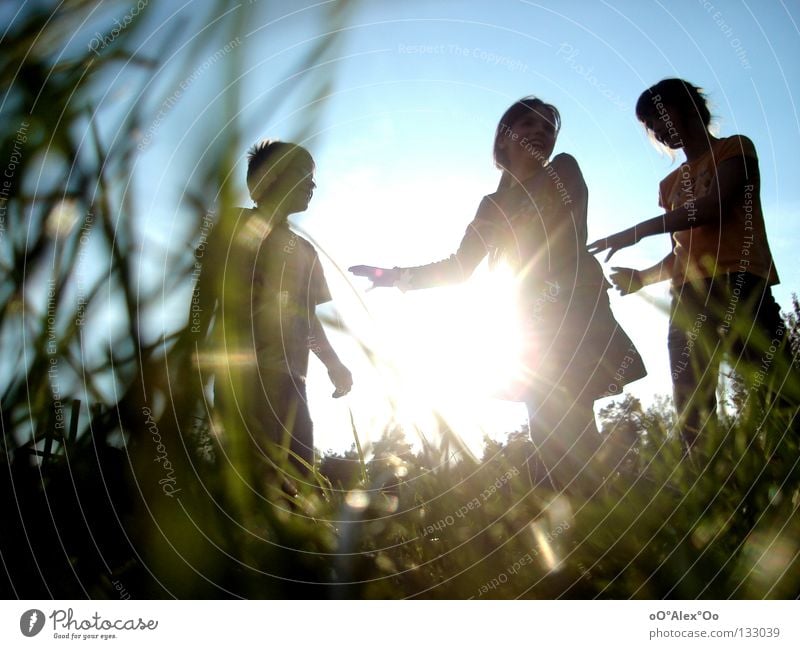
[
  {"left": 309, "top": 316, "right": 353, "bottom": 398},
  {"left": 588, "top": 155, "right": 755, "bottom": 261},
  {"left": 608, "top": 252, "right": 676, "bottom": 295}
]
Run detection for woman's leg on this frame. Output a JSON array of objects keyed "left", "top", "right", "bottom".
[
  {"left": 668, "top": 281, "right": 720, "bottom": 452},
  {"left": 731, "top": 274, "right": 799, "bottom": 412},
  {"left": 526, "top": 384, "right": 600, "bottom": 491}
]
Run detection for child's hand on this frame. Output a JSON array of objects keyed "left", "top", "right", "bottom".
[
  {"left": 609, "top": 267, "right": 643, "bottom": 295},
  {"left": 588, "top": 227, "right": 641, "bottom": 261},
  {"left": 348, "top": 265, "right": 399, "bottom": 288},
  {"left": 328, "top": 362, "right": 353, "bottom": 398}
]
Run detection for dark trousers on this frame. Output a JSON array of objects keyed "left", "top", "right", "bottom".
[
  {"left": 525, "top": 379, "right": 600, "bottom": 491},
  {"left": 258, "top": 371, "right": 315, "bottom": 473},
  {"left": 668, "top": 272, "right": 797, "bottom": 450},
  {"left": 216, "top": 367, "right": 315, "bottom": 478}
]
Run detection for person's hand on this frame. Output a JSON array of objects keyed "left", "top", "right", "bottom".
[
  {"left": 328, "top": 362, "right": 353, "bottom": 398},
  {"left": 587, "top": 227, "right": 641, "bottom": 262},
  {"left": 348, "top": 265, "right": 399, "bottom": 288},
  {"left": 608, "top": 267, "right": 643, "bottom": 296}
]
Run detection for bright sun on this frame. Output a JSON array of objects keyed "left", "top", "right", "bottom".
[{"left": 364, "top": 261, "right": 528, "bottom": 455}]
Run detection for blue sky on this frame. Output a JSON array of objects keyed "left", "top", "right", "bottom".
[{"left": 123, "top": 0, "right": 800, "bottom": 453}]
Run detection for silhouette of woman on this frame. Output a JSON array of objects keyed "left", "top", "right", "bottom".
[
  {"left": 589, "top": 78, "right": 796, "bottom": 453},
  {"left": 351, "top": 97, "right": 645, "bottom": 490}
]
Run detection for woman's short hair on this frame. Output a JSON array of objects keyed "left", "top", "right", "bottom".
[{"left": 493, "top": 97, "right": 561, "bottom": 169}]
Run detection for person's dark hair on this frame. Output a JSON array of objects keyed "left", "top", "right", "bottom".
[
  {"left": 635, "top": 78, "right": 711, "bottom": 131},
  {"left": 246, "top": 140, "right": 313, "bottom": 204},
  {"left": 493, "top": 97, "right": 561, "bottom": 169}
]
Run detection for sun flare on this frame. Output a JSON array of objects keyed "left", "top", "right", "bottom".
[{"left": 366, "top": 262, "right": 527, "bottom": 451}]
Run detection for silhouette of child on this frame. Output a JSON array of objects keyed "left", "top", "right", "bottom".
[{"left": 198, "top": 141, "right": 352, "bottom": 480}]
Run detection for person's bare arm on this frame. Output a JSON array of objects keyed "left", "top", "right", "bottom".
[
  {"left": 349, "top": 198, "right": 496, "bottom": 290},
  {"left": 309, "top": 315, "right": 352, "bottom": 398},
  {"left": 588, "top": 155, "right": 755, "bottom": 261},
  {"left": 609, "top": 252, "right": 675, "bottom": 296}
]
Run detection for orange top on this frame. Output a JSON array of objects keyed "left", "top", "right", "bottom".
[{"left": 658, "top": 135, "right": 778, "bottom": 286}]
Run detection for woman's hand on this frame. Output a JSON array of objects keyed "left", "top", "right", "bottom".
[
  {"left": 587, "top": 227, "right": 641, "bottom": 261},
  {"left": 608, "top": 267, "right": 643, "bottom": 296},
  {"left": 348, "top": 265, "right": 399, "bottom": 288}
]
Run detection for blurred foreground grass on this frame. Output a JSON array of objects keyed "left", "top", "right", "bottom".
[{"left": 2, "top": 392, "right": 799, "bottom": 598}]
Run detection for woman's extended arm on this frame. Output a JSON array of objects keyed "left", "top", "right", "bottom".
[{"left": 349, "top": 197, "right": 496, "bottom": 290}]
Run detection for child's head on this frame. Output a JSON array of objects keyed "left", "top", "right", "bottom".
[
  {"left": 636, "top": 79, "right": 711, "bottom": 150},
  {"left": 246, "top": 141, "right": 315, "bottom": 212},
  {"left": 493, "top": 97, "right": 561, "bottom": 173}
]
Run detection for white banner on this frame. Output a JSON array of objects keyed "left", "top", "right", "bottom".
[{"left": 0, "top": 600, "right": 797, "bottom": 648}]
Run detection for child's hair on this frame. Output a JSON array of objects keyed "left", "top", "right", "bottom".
[
  {"left": 493, "top": 97, "right": 561, "bottom": 170},
  {"left": 635, "top": 78, "right": 712, "bottom": 133},
  {"left": 246, "top": 140, "right": 313, "bottom": 204}
]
